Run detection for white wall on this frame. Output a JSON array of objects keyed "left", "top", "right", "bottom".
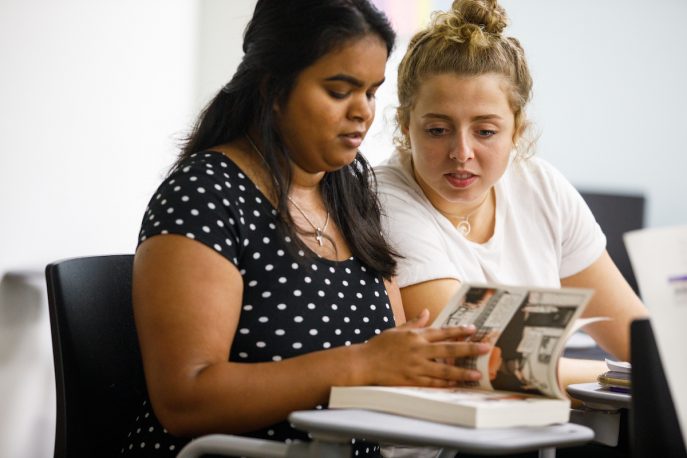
[
  {"left": 0, "top": 1, "right": 201, "bottom": 456},
  {"left": 196, "top": 0, "right": 257, "bottom": 109},
  {"left": 0, "top": 0, "right": 199, "bottom": 276},
  {"left": 504, "top": 0, "right": 687, "bottom": 228}
]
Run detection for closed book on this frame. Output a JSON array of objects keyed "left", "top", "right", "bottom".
[
  {"left": 329, "top": 386, "right": 570, "bottom": 428},
  {"left": 598, "top": 371, "right": 631, "bottom": 390}
]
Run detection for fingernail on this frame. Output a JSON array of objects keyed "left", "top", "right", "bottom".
[
  {"left": 470, "top": 371, "right": 482, "bottom": 380},
  {"left": 459, "top": 324, "right": 476, "bottom": 331},
  {"left": 477, "top": 343, "right": 491, "bottom": 352}
]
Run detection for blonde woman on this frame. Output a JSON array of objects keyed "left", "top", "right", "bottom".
[{"left": 376, "top": 0, "right": 648, "bottom": 388}]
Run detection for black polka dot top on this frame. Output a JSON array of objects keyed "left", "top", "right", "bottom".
[{"left": 120, "top": 151, "right": 395, "bottom": 457}]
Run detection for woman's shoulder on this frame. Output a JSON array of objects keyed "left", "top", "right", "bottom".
[
  {"left": 138, "top": 150, "right": 273, "bottom": 255},
  {"left": 165, "top": 149, "right": 272, "bottom": 204},
  {"left": 505, "top": 155, "right": 573, "bottom": 197},
  {"left": 173, "top": 149, "right": 243, "bottom": 177},
  {"left": 167, "top": 150, "right": 243, "bottom": 187},
  {"left": 374, "top": 153, "right": 423, "bottom": 199},
  {"left": 374, "top": 156, "right": 447, "bottom": 245},
  {"left": 509, "top": 155, "right": 558, "bottom": 178}
]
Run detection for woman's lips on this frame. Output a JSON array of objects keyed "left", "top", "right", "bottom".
[
  {"left": 339, "top": 132, "right": 363, "bottom": 149},
  {"left": 445, "top": 171, "right": 478, "bottom": 188}
]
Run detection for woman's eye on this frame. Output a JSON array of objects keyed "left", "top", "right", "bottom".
[
  {"left": 426, "top": 127, "right": 447, "bottom": 137},
  {"left": 366, "top": 91, "right": 377, "bottom": 101},
  {"left": 478, "top": 129, "right": 497, "bottom": 137},
  {"left": 328, "top": 90, "right": 349, "bottom": 100}
]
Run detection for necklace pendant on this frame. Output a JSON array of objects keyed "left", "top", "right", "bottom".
[
  {"left": 315, "top": 229, "right": 324, "bottom": 246},
  {"left": 456, "top": 219, "right": 471, "bottom": 237}
]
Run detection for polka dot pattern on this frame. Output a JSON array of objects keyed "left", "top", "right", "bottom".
[{"left": 123, "top": 152, "right": 392, "bottom": 457}]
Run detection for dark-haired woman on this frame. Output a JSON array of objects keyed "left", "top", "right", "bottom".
[{"left": 121, "top": 1, "right": 489, "bottom": 456}]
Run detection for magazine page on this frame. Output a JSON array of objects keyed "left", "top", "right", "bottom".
[
  {"left": 432, "top": 284, "right": 593, "bottom": 399},
  {"left": 624, "top": 225, "right": 687, "bottom": 446}
]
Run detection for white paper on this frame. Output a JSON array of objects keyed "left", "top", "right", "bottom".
[
  {"left": 624, "top": 225, "right": 687, "bottom": 446},
  {"left": 605, "top": 358, "right": 631, "bottom": 374}
]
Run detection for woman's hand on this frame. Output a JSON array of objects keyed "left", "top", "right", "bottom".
[{"left": 354, "top": 309, "right": 491, "bottom": 387}]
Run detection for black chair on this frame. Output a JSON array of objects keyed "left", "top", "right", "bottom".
[
  {"left": 46, "top": 254, "right": 145, "bottom": 458},
  {"left": 579, "top": 191, "right": 645, "bottom": 295},
  {"left": 630, "top": 318, "right": 687, "bottom": 458},
  {"left": 46, "top": 254, "right": 301, "bottom": 458}
]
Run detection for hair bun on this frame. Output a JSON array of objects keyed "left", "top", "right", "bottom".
[{"left": 451, "top": 0, "right": 508, "bottom": 36}]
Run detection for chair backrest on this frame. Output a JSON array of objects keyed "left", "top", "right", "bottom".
[
  {"left": 579, "top": 191, "right": 645, "bottom": 294},
  {"left": 630, "top": 318, "right": 687, "bottom": 458},
  {"left": 46, "top": 254, "right": 145, "bottom": 458}
]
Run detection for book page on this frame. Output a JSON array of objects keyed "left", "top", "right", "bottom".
[
  {"left": 624, "top": 225, "right": 687, "bottom": 446},
  {"left": 432, "top": 284, "right": 592, "bottom": 399}
]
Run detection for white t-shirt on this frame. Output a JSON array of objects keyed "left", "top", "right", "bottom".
[{"left": 375, "top": 152, "right": 606, "bottom": 289}]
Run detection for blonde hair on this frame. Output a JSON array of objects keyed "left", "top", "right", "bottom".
[{"left": 395, "top": 0, "right": 534, "bottom": 157}]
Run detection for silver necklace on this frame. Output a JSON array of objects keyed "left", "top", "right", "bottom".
[
  {"left": 244, "top": 134, "right": 330, "bottom": 247},
  {"left": 438, "top": 190, "right": 491, "bottom": 237},
  {"left": 287, "top": 196, "right": 330, "bottom": 247}
]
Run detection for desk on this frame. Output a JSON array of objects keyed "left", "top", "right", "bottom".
[
  {"left": 177, "top": 409, "right": 594, "bottom": 458},
  {"left": 567, "top": 383, "right": 630, "bottom": 411},
  {"left": 289, "top": 409, "right": 593, "bottom": 458},
  {"left": 567, "top": 383, "right": 630, "bottom": 447},
  {"left": 178, "top": 409, "right": 593, "bottom": 458}
]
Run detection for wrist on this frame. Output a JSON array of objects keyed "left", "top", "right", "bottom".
[{"left": 345, "top": 342, "right": 371, "bottom": 386}]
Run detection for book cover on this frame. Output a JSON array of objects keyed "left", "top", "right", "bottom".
[{"left": 329, "top": 386, "right": 570, "bottom": 428}]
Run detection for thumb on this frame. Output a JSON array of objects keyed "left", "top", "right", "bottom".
[{"left": 402, "top": 308, "right": 430, "bottom": 328}]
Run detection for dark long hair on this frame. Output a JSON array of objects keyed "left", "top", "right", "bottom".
[{"left": 174, "top": 0, "right": 398, "bottom": 278}]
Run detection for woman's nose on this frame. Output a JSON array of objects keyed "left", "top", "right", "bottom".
[
  {"left": 348, "top": 93, "right": 373, "bottom": 123},
  {"left": 449, "top": 133, "right": 474, "bottom": 162}
]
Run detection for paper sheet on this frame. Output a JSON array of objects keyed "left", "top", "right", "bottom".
[
  {"left": 605, "top": 358, "right": 631, "bottom": 374},
  {"left": 624, "top": 225, "right": 687, "bottom": 446}
]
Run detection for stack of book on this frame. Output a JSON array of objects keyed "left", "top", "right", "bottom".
[{"left": 597, "top": 359, "right": 631, "bottom": 393}]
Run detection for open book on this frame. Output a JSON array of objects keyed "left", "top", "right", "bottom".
[{"left": 330, "top": 283, "right": 594, "bottom": 428}]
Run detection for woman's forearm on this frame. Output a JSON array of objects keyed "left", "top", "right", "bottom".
[
  {"left": 152, "top": 344, "right": 365, "bottom": 437},
  {"left": 557, "top": 357, "right": 607, "bottom": 393}
]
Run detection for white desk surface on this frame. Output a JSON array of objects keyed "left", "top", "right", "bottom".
[
  {"left": 567, "top": 383, "right": 631, "bottom": 410},
  {"left": 289, "top": 409, "right": 594, "bottom": 455}
]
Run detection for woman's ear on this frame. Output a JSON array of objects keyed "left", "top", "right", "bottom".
[
  {"left": 512, "top": 110, "right": 527, "bottom": 145},
  {"left": 258, "top": 76, "right": 280, "bottom": 113},
  {"left": 402, "top": 124, "right": 412, "bottom": 148},
  {"left": 400, "top": 108, "right": 413, "bottom": 138},
  {"left": 512, "top": 131, "right": 520, "bottom": 147}
]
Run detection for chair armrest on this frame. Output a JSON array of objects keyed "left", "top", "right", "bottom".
[{"left": 176, "top": 434, "right": 300, "bottom": 458}]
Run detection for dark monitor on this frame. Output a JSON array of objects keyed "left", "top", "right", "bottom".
[
  {"left": 579, "top": 191, "right": 645, "bottom": 295},
  {"left": 630, "top": 318, "right": 686, "bottom": 458}
]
